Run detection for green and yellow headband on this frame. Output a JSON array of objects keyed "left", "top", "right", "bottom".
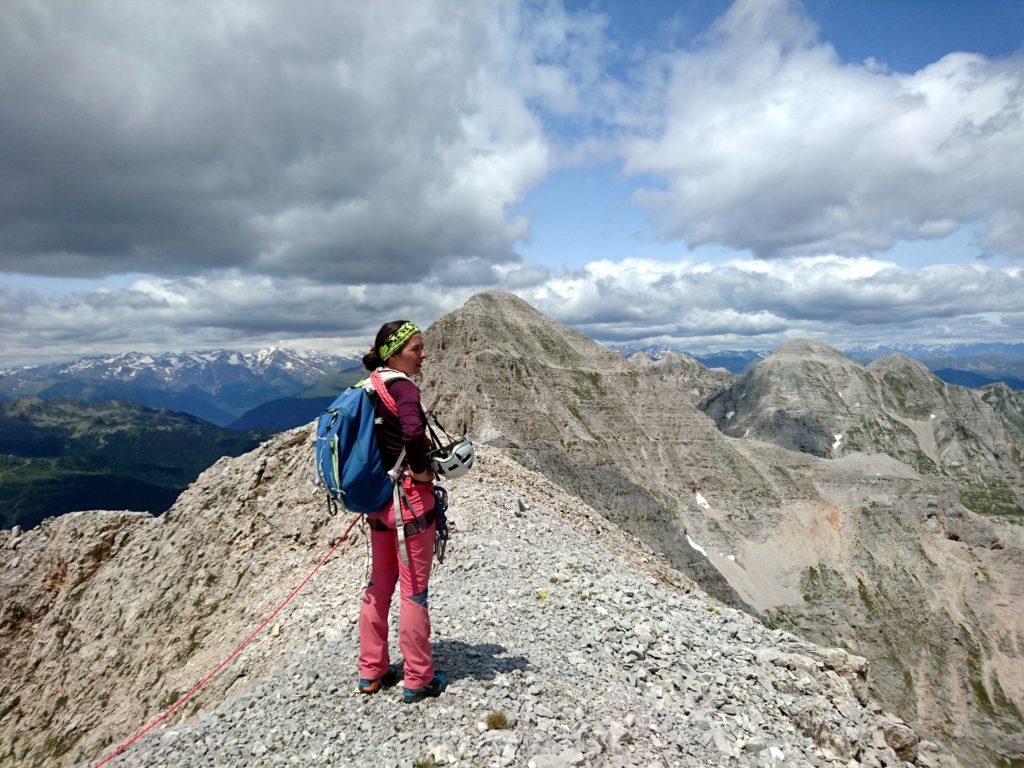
[{"left": 379, "top": 322, "right": 421, "bottom": 361}]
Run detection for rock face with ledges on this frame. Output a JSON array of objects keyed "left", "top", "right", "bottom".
[
  {"left": 627, "top": 351, "right": 734, "bottom": 406},
  {"left": 421, "top": 291, "right": 775, "bottom": 612},
  {"left": 868, "top": 354, "right": 1024, "bottom": 515},
  {"left": 980, "top": 382, "right": 1024, "bottom": 446},
  {"left": 702, "top": 342, "right": 1024, "bottom": 516},
  {"left": 2, "top": 292, "right": 1022, "bottom": 767},
  {"left": 421, "top": 294, "right": 1023, "bottom": 766},
  {"left": 725, "top": 437, "right": 1024, "bottom": 764},
  {"left": 0, "top": 435, "right": 944, "bottom": 768}
]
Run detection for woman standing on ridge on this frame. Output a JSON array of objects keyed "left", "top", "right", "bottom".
[{"left": 357, "top": 320, "right": 447, "bottom": 703}]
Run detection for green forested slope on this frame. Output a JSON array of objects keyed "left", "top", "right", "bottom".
[{"left": 0, "top": 398, "right": 270, "bottom": 529}]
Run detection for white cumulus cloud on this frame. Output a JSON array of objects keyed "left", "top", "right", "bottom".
[
  {"left": 621, "top": 0, "right": 1024, "bottom": 258},
  {"left": 0, "top": 0, "right": 606, "bottom": 279},
  {"left": 517, "top": 255, "right": 1024, "bottom": 347},
  {"left": 6, "top": 255, "right": 1023, "bottom": 365}
]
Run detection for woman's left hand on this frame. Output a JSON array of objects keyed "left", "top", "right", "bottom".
[{"left": 411, "top": 468, "right": 435, "bottom": 483}]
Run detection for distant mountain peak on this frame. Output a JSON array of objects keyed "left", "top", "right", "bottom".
[
  {"left": 981, "top": 381, "right": 1013, "bottom": 394},
  {"left": 464, "top": 289, "right": 532, "bottom": 309},
  {"left": 866, "top": 352, "right": 934, "bottom": 378},
  {"left": 770, "top": 338, "right": 848, "bottom": 360},
  {"left": 702, "top": 334, "right": 1024, "bottom": 516},
  {"left": 655, "top": 350, "right": 698, "bottom": 363},
  {"left": 0, "top": 347, "right": 364, "bottom": 426},
  {"left": 431, "top": 291, "right": 615, "bottom": 368}
]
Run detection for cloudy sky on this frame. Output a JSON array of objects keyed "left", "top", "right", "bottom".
[{"left": 2, "top": 0, "right": 1023, "bottom": 365}]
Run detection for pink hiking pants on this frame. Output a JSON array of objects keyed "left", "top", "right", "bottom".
[{"left": 358, "top": 476, "right": 436, "bottom": 689}]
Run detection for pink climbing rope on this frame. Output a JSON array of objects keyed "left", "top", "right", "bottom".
[{"left": 92, "top": 513, "right": 362, "bottom": 767}]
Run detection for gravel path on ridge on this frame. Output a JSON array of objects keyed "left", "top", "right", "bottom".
[{"left": 95, "top": 448, "right": 921, "bottom": 768}]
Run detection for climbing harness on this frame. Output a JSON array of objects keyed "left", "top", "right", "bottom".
[
  {"left": 393, "top": 467, "right": 412, "bottom": 566},
  {"left": 361, "top": 515, "right": 371, "bottom": 582}
]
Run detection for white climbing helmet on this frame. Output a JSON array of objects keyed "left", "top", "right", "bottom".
[{"left": 428, "top": 435, "right": 474, "bottom": 479}]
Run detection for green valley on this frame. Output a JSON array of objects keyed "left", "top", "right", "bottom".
[{"left": 0, "top": 398, "right": 271, "bottom": 530}]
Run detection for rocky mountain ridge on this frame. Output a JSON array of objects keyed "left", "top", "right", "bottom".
[
  {"left": 611, "top": 345, "right": 768, "bottom": 374},
  {"left": 701, "top": 340, "right": 1024, "bottom": 517},
  {"left": 420, "top": 292, "right": 1023, "bottom": 766},
  {"left": 626, "top": 352, "right": 734, "bottom": 406},
  {"left": 0, "top": 433, "right": 943, "bottom": 768},
  {"left": 2, "top": 291, "right": 1021, "bottom": 766},
  {"left": 613, "top": 343, "right": 1024, "bottom": 386},
  {"left": 0, "top": 348, "right": 363, "bottom": 426}
]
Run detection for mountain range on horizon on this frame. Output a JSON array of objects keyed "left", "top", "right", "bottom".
[
  {"left": 0, "top": 348, "right": 364, "bottom": 427},
  {"left": 1, "top": 291, "right": 1022, "bottom": 767},
  {"left": 1, "top": 340, "right": 1020, "bottom": 439},
  {"left": 613, "top": 342, "right": 1024, "bottom": 383},
  {"left": 0, "top": 346, "right": 355, "bottom": 376}
]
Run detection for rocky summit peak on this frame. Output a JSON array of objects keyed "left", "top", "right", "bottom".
[
  {"left": 625, "top": 350, "right": 701, "bottom": 368},
  {"left": 426, "top": 291, "right": 618, "bottom": 370},
  {"left": 866, "top": 352, "right": 934, "bottom": 378},
  {"left": 769, "top": 338, "right": 849, "bottom": 362},
  {"left": 452, "top": 290, "right": 562, "bottom": 332},
  {"left": 654, "top": 350, "right": 699, "bottom": 365},
  {"left": 981, "top": 380, "right": 1013, "bottom": 395},
  {"left": 462, "top": 289, "right": 535, "bottom": 311}
]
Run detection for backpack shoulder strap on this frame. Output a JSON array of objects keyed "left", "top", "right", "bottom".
[
  {"left": 366, "top": 367, "right": 411, "bottom": 416},
  {"left": 376, "top": 366, "right": 410, "bottom": 382},
  {"left": 360, "top": 367, "right": 410, "bottom": 392},
  {"left": 370, "top": 368, "right": 411, "bottom": 558}
]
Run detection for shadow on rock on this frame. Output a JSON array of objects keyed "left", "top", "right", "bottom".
[{"left": 433, "top": 639, "right": 529, "bottom": 683}]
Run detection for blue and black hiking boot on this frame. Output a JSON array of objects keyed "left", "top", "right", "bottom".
[
  {"left": 402, "top": 672, "right": 447, "bottom": 704},
  {"left": 358, "top": 664, "right": 400, "bottom": 695}
]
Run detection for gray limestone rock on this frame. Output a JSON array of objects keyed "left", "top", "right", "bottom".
[
  {"left": 0, "top": 292, "right": 1014, "bottom": 768},
  {"left": 420, "top": 295, "right": 1024, "bottom": 767},
  {"left": 883, "top": 722, "right": 920, "bottom": 763}
]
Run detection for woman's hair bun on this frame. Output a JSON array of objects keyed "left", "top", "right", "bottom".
[{"left": 362, "top": 348, "right": 384, "bottom": 371}]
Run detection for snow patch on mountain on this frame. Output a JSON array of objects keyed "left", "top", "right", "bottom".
[
  {"left": 686, "top": 534, "right": 708, "bottom": 557},
  {"left": 3, "top": 348, "right": 360, "bottom": 386}
]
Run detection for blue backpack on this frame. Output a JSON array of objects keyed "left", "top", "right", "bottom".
[{"left": 314, "top": 371, "right": 409, "bottom": 514}]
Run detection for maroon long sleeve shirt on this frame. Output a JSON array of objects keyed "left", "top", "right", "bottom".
[{"left": 375, "top": 378, "right": 430, "bottom": 474}]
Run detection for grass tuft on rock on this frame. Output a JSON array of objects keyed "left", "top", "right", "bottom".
[{"left": 485, "top": 711, "right": 510, "bottom": 730}]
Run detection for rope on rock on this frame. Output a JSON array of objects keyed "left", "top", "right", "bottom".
[{"left": 92, "top": 513, "right": 362, "bottom": 768}]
